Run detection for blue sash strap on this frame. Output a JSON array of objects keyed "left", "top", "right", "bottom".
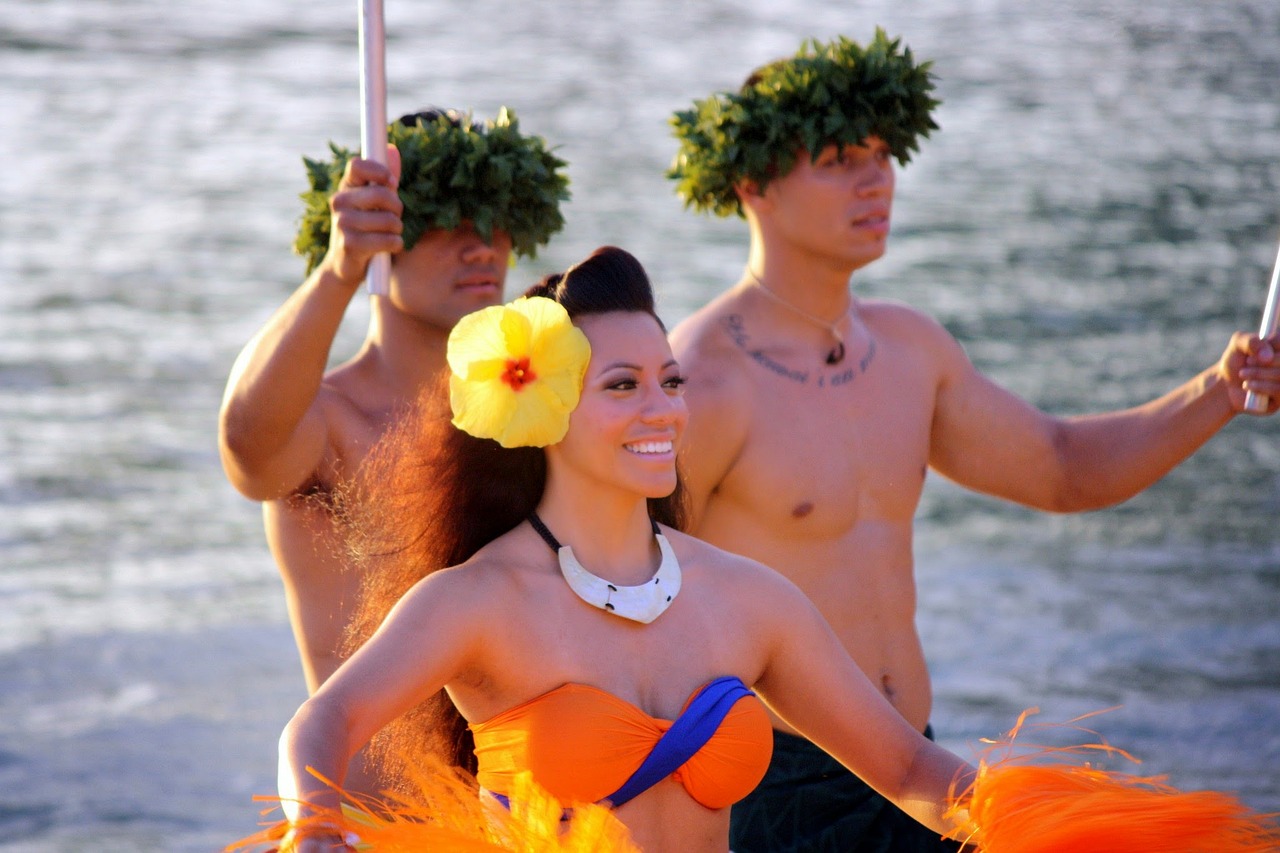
[
  {"left": 482, "top": 676, "right": 756, "bottom": 815},
  {"left": 604, "top": 675, "right": 755, "bottom": 808}
]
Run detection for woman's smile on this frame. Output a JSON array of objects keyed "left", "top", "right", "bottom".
[{"left": 624, "top": 439, "right": 675, "bottom": 456}]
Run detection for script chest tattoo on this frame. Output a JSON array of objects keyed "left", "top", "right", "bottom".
[{"left": 723, "top": 314, "right": 877, "bottom": 388}]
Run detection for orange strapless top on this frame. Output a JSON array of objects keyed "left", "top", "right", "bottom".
[{"left": 470, "top": 678, "right": 773, "bottom": 810}]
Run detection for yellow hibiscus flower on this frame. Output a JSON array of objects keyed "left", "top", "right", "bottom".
[{"left": 447, "top": 296, "right": 591, "bottom": 448}]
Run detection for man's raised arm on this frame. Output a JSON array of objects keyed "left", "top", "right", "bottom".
[{"left": 218, "top": 154, "right": 402, "bottom": 500}]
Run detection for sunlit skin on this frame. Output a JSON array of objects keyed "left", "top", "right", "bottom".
[
  {"left": 544, "top": 312, "right": 687, "bottom": 515},
  {"left": 753, "top": 138, "right": 895, "bottom": 276},
  {"left": 671, "top": 136, "right": 1280, "bottom": 740},
  {"left": 275, "top": 309, "right": 975, "bottom": 853},
  {"left": 387, "top": 223, "right": 512, "bottom": 333},
  {"left": 256, "top": 220, "right": 508, "bottom": 691},
  {"left": 219, "top": 146, "right": 508, "bottom": 793}
]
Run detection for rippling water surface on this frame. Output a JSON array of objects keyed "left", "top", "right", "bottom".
[{"left": 2, "top": 1, "right": 1278, "bottom": 849}]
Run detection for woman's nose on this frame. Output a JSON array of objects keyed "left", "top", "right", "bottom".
[{"left": 642, "top": 386, "right": 685, "bottom": 424}]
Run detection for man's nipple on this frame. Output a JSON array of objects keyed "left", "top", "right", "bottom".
[{"left": 791, "top": 501, "right": 814, "bottom": 519}]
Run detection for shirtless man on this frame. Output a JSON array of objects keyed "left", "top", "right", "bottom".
[
  {"left": 218, "top": 109, "right": 568, "bottom": 787},
  {"left": 666, "top": 32, "right": 1280, "bottom": 852}
]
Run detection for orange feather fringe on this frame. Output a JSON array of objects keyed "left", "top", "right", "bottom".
[
  {"left": 229, "top": 711, "right": 1279, "bottom": 852},
  {"left": 226, "top": 757, "right": 639, "bottom": 853},
  {"left": 944, "top": 709, "right": 1280, "bottom": 853}
]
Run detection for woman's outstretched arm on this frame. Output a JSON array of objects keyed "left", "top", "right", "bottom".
[
  {"left": 276, "top": 565, "right": 486, "bottom": 840},
  {"left": 744, "top": 561, "right": 975, "bottom": 840}
]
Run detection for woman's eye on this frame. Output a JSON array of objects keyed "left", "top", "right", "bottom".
[
  {"left": 663, "top": 375, "right": 687, "bottom": 391},
  {"left": 608, "top": 380, "right": 637, "bottom": 391}
]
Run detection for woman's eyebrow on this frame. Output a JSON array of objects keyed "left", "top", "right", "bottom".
[
  {"left": 597, "top": 360, "right": 643, "bottom": 373},
  {"left": 597, "top": 359, "right": 680, "bottom": 373}
]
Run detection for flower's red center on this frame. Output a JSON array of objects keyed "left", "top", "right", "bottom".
[{"left": 501, "top": 356, "right": 536, "bottom": 391}]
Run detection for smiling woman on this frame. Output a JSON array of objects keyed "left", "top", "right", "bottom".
[
  {"left": 331, "top": 248, "right": 693, "bottom": 785},
  {"left": 248, "top": 246, "right": 979, "bottom": 852},
  {"left": 548, "top": 309, "right": 687, "bottom": 506},
  {"left": 238, "top": 246, "right": 1279, "bottom": 853}
]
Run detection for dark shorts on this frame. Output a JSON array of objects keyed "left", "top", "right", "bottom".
[{"left": 729, "top": 727, "right": 962, "bottom": 853}]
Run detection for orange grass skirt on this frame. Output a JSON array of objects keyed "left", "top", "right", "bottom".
[
  {"left": 229, "top": 711, "right": 1278, "bottom": 852},
  {"left": 226, "top": 758, "right": 639, "bottom": 853},
  {"left": 944, "top": 709, "right": 1279, "bottom": 853}
]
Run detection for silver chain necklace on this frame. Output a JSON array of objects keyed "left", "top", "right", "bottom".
[{"left": 747, "top": 269, "right": 851, "bottom": 365}]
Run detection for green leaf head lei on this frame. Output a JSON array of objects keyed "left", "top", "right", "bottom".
[
  {"left": 668, "top": 29, "right": 940, "bottom": 218},
  {"left": 294, "top": 107, "right": 571, "bottom": 273}
]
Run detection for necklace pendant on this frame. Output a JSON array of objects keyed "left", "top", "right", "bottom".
[{"left": 746, "top": 270, "right": 853, "bottom": 368}]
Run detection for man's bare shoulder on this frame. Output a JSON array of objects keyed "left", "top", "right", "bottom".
[
  {"left": 312, "top": 354, "right": 439, "bottom": 485},
  {"left": 671, "top": 289, "right": 754, "bottom": 400},
  {"left": 320, "top": 354, "right": 400, "bottom": 422},
  {"left": 859, "top": 297, "right": 962, "bottom": 352},
  {"left": 673, "top": 288, "right": 742, "bottom": 353},
  {"left": 857, "top": 296, "right": 935, "bottom": 328},
  {"left": 669, "top": 293, "right": 756, "bottom": 498}
]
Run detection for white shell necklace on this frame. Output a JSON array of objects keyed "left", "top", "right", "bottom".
[{"left": 529, "top": 513, "right": 681, "bottom": 624}]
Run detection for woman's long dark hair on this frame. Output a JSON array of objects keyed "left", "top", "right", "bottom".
[{"left": 339, "top": 246, "right": 687, "bottom": 788}]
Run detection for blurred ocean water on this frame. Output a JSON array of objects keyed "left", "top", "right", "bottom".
[{"left": 1, "top": 1, "right": 1277, "bottom": 849}]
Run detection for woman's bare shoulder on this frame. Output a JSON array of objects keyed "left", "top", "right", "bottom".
[
  {"left": 399, "top": 529, "right": 540, "bottom": 612},
  {"left": 662, "top": 527, "right": 810, "bottom": 606}
]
